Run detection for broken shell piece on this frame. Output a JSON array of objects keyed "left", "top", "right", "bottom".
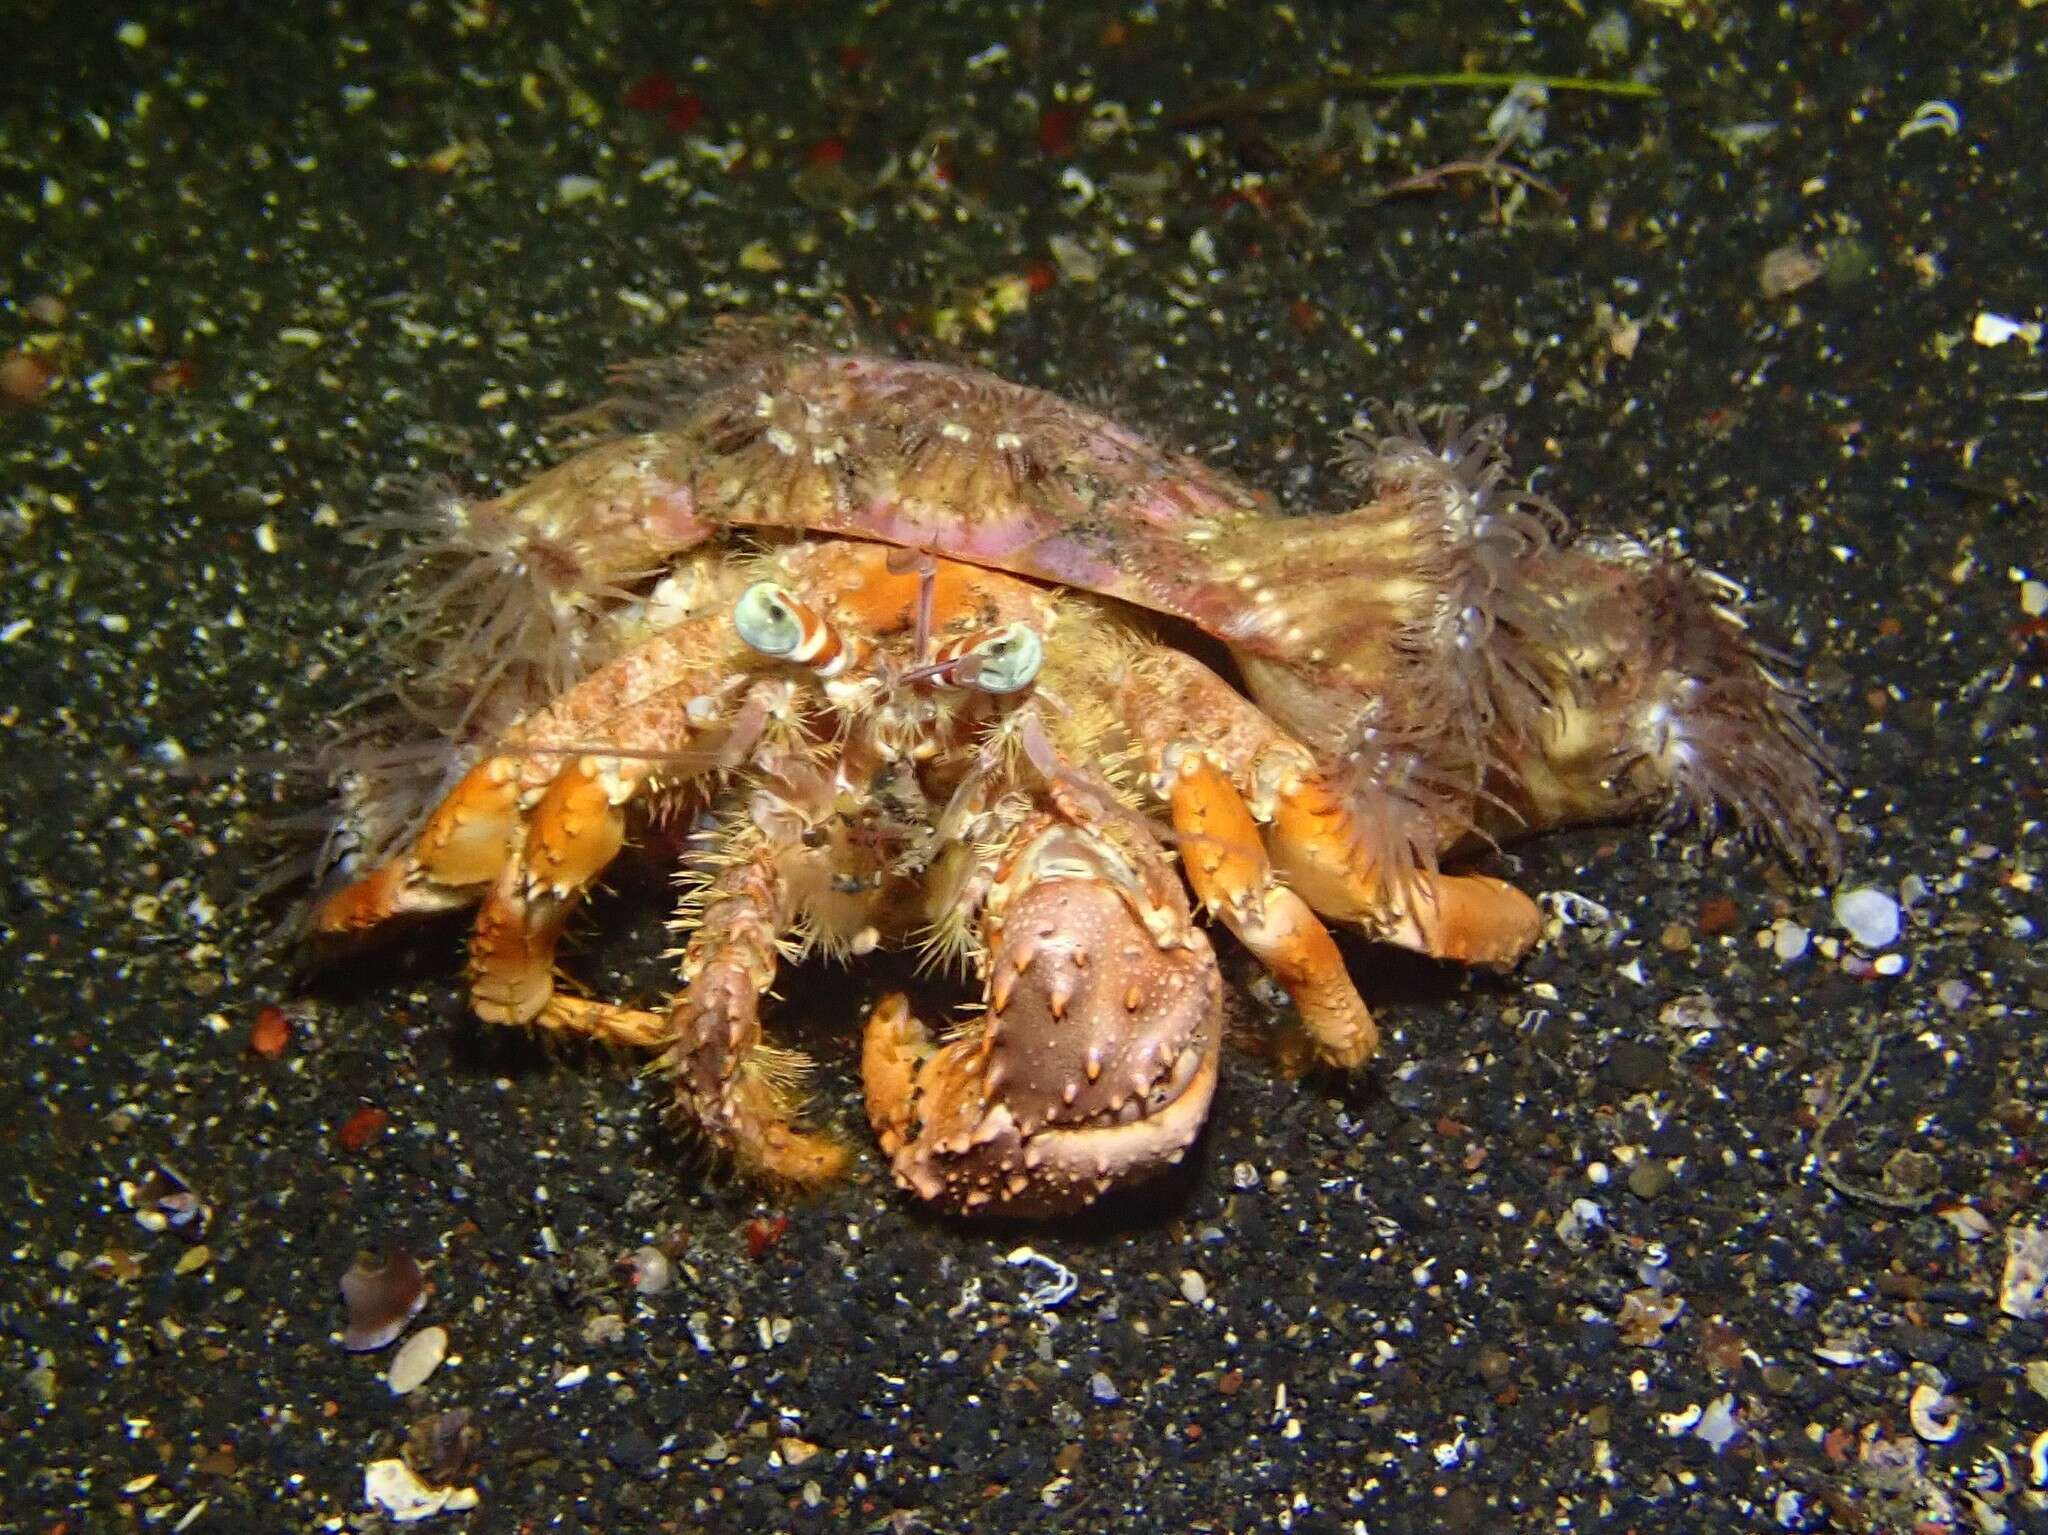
[
  {"left": 1616, "top": 1287, "right": 1685, "bottom": 1345},
  {"left": 404, "top": 1408, "right": 479, "bottom": 1487},
  {"left": 341, "top": 1248, "right": 427, "bottom": 1352},
  {"left": 363, "top": 1458, "right": 480, "bottom": 1522},
  {"left": 1758, "top": 243, "right": 1825, "bottom": 300},
  {"left": 120, "top": 1164, "right": 211, "bottom": 1235},
  {"left": 388, "top": 1325, "right": 449, "bottom": 1395},
  {"left": 620, "top": 1245, "right": 673, "bottom": 1296},
  {"left": 1909, "top": 1381, "right": 1963, "bottom": 1442},
  {"left": 1939, "top": 1203, "right": 1992, "bottom": 1242},
  {"left": 2001, "top": 1224, "right": 2048, "bottom": 1320}
]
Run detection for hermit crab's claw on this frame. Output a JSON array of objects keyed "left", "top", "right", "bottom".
[{"left": 862, "top": 819, "right": 1223, "bottom": 1217}]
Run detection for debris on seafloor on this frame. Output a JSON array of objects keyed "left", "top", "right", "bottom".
[
  {"left": 404, "top": 1408, "right": 480, "bottom": 1489},
  {"left": 363, "top": 1457, "right": 480, "bottom": 1522},
  {"left": 387, "top": 1325, "right": 450, "bottom": 1395},
  {"left": 620, "top": 1243, "right": 674, "bottom": 1296},
  {"left": 1908, "top": 1378, "right": 1964, "bottom": 1443},
  {"left": 121, "top": 1165, "right": 210, "bottom": 1235},
  {"left": 1833, "top": 886, "right": 1902, "bottom": 949},
  {"left": 341, "top": 1248, "right": 428, "bottom": 1352},
  {"left": 2001, "top": 1224, "right": 2048, "bottom": 1320}
]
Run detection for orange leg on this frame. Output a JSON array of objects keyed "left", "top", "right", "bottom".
[
  {"left": 461, "top": 754, "right": 650, "bottom": 1027},
  {"left": 1115, "top": 646, "right": 1542, "bottom": 970},
  {"left": 1167, "top": 754, "right": 1379, "bottom": 1068},
  {"left": 311, "top": 603, "right": 765, "bottom": 1041},
  {"left": 310, "top": 756, "right": 527, "bottom": 936},
  {"left": 1268, "top": 778, "right": 1542, "bottom": 968}
]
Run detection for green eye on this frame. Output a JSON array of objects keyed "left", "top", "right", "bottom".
[
  {"left": 967, "top": 623, "right": 1043, "bottom": 694},
  {"left": 733, "top": 583, "right": 803, "bottom": 657}
]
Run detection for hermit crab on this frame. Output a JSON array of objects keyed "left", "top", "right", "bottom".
[
  {"left": 313, "top": 537, "right": 1539, "bottom": 1214},
  {"left": 303, "top": 329, "right": 1835, "bottom": 1215}
]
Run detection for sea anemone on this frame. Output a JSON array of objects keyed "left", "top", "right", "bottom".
[
  {"left": 1337, "top": 405, "right": 1570, "bottom": 758},
  {"left": 356, "top": 473, "right": 657, "bottom": 735},
  {"left": 1574, "top": 537, "right": 1839, "bottom": 871}
]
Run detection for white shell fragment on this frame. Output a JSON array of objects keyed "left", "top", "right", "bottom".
[
  {"left": 2001, "top": 1224, "right": 2048, "bottom": 1320},
  {"left": 363, "top": 1458, "right": 480, "bottom": 1522},
  {"left": 624, "top": 1245, "right": 674, "bottom": 1296},
  {"left": 1909, "top": 1381, "right": 1963, "bottom": 1442},
  {"left": 1833, "top": 887, "right": 1901, "bottom": 949},
  {"left": 387, "top": 1326, "right": 449, "bottom": 1395},
  {"left": 1694, "top": 1393, "right": 1741, "bottom": 1453},
  {"left": 1973, "top": 312, "right": 2043, "bottom": 348}
]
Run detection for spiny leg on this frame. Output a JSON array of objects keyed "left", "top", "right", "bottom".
[
  {"left": 862, "top": 792, "right": 1223, "bottom": 1217},
  {"left": 1166, "top": 753, "right": 1379, "bottom": 1069},
  {"left": 663, "top": 840, "right": 850, "bottom": 1188}
]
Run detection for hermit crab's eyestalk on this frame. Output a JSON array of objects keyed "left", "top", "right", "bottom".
[
  {"left": 733, "top": 582, "right": 863, "bottom": 676},
  {"left": 904, "top": 621, "right": 1047, "bottom": 693},
  {"left": 955, "top": 622, "right": 1043, "bottom": 694}
]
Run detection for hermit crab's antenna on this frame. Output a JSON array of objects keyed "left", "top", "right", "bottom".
[{"left": 885, "top": 545, "right": 942, "bottom": 665}]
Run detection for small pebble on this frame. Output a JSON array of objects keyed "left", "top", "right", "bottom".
[
  {"left": 607, "top": 1428, "right": 658, "bottom": 1471},
  {"left": 1178, "top": 1270, "right": 1208, "bottom": 1304},
  {"left": 1694, "top": 1393, "right": 1741, "bottom": 1452},
  {"left": 1772, "top": 921, "right": 1810, "bottom": 962},
  {"left": 2022, "top": 579, "right": 2048, "bottom": 619},
  {"left": 2000, "top": 1225, "right": 2048, "bottom": 1320},
  {"left": 1090, "top": 1371, "right": 1120, "bottom": 1404},
  {"left": 1628, "top": 1161, "right": 1674, "bottom": 1200},
  {"left": 387, "top": 1326, "right": 448, "bottom": 1395},
  {"left": 1833, "top": 887, "right": 1901, "bottom": 948},
  {"left": 1697, "top": 895, "right": 1739, "bottom": 935},
  {"left": 1758, "top": 243, "right": 1825, "bottom": 298}
]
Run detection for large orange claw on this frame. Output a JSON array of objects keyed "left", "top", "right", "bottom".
[
  {"left": 309, "top": 756, "right": 524, "bottom": 936},
  {"left": 863, "top": 814, "right": 1223, "bottom": 1216}
]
